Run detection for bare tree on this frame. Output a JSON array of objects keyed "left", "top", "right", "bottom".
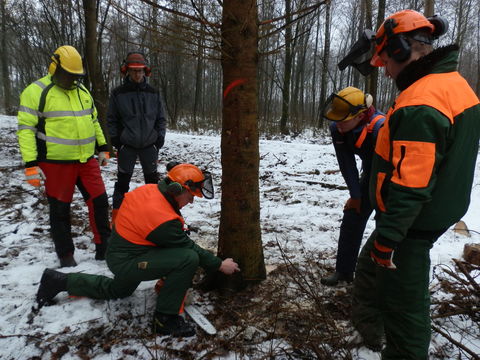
[
  {"left": 83, "top": 0, "right": 109, "bottom": 144},
  {"left": 424, "top": 0, "right": 435, "bottom": 16},
  {"left": 0, "top": 0, "right": 13, "bottom": 114},
  {"left": 280, "top": 0, "right": 292, "bottom": 135},
  {"left": 318, "top": 0, "right": 331, "bottom": 129}
]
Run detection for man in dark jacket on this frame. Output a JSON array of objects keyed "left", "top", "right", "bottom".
[
  {"left": 342, "top": 10, "right": 480, "bottom": 357},
  {"left": 35, "top": 163, "right": 240, "bottom": 337},
  {"left": 321, "top": 87, "right": 384, "bottom": 286},
  {"left": 107, "top": 52, "right": 167, "bottom": 223}
]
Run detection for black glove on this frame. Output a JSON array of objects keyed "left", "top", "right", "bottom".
[
  {"left": 155, "top": 136, "right": 165, "bottom": 149},
  {"left": 111, "top": 136, "right": 121, "bottom": 149}
]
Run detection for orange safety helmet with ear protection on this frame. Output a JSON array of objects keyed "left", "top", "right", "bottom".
[
  {"left": 120, "top": 52, "right": 151, "bottom": 77},
  {"left": 166, "top": 163, "right": 214, "bottom": 199},
  {"left": 371, "top": 10, "right": 434, "bottom": 67}
]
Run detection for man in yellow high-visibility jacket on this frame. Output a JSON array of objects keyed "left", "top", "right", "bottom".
[{"left": 17, "top": 45, "right": 111, "bottom": 267}]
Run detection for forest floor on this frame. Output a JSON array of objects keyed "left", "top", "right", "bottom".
[{"left": 0, "top": 114, "right": 479, "bottom": 359}]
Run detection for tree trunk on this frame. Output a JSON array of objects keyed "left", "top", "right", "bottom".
[
  {"left": 368, "top": 0, "right": 386, "bottom": 107},
  {"left": 83, "top": 0, "right": 109, "bottom": 146},
  {"left": 1, "top": 0, "right": 13, "bottom": 115},
  {"left": 424, "top": 0, "right": 434, "bottom": 17},
  {"left": 280, "top": 0, "right": 292, "bottom": 135},
  {"left": 218, "top": 0, "right": 266, "bottom": 291},
  {"left": 310, "top": 19, "right": 320, "bottom": 128},
  {"left": 193, "top": 24, "right": 205, "bottom": 132},
  {"left": 477, "top": 7, "right": 480, "bottom": 96},
  {"left": 318, "top": 0, "right": 331, "bottom": 128}
]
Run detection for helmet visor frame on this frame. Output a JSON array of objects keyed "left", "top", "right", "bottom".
[
  {"left": 185, "top": 171, "right": 214, "bottom": 199},
  {"left": 322, "top": 93, "right": 367, "bottom": 122}
]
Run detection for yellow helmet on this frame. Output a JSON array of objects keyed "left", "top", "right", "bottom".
[
  {"left": 48, "top": 45, "right": 85, "bottom": 75},
  {"left": 323, "top": 87, "right": 373, "bottom": 122}
]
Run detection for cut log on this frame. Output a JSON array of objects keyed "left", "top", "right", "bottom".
[{"left": 463, "top": 243, "right": 480, "bottom": 266}]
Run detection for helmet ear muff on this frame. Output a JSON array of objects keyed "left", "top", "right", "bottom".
[
  {"left": 365, "top": 93, "right": 373, "bottom": 108},
  {"left": 384, "top": 18, "right": 411, "bottom": 63},
  {"left": 48, "top": 53, "right": 60, "bottom": 75},
  {"left": 120, "top": 52, "right": 151, "bottom": 77},
  {"left": 120, "top": 60, "right": 128, "bottom": 76},
  {"left": 166, "top": 181, "right": 184, "bottom": 196}
]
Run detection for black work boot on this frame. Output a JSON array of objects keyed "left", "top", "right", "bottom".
[
  {"left": 59, "top": 254, "right": 77, "bottom": 268},
  {"left": 95, "top": 242, "right": 108, "bottom": 260},
  {"left": 320, "top": 272, "right": 354, "bottom": 286},
  {"left": 36, "top": 269, "right": 68, "bottom": 308},
  {"left": 152, "top": 312, "right": 196, "bottom": 337}
]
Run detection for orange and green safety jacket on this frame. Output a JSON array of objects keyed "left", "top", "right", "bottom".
[
  {"left": 17, "top": 75, "right": 107, "bottom": 167},
  {"left": 108, "top": 181, "right": 222, "bottom": 272},
  {"left": 370, "top": 45, "right": 480, "bottom": 246}
]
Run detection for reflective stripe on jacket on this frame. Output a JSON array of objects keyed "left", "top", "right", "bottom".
[
  {"left": 115, "top": 184, "right": 185, "bottom": 246},
  {"left": 17, "top": 75, "right": 106, "bottom": 164}
]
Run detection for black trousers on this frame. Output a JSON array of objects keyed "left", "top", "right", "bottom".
[
  {"left": 112, "top": 144, "right": 159, "bottom": 209},
  {"left": 335, "top": 174, "right": 373, "bottom": 274}
]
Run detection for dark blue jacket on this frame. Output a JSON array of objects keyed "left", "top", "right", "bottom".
[
  {"left": 330, "top": 109, "right": 385, "bottom": 198},
  {"left": 107, "top": 76, "right": 166, "bottom": 149}
]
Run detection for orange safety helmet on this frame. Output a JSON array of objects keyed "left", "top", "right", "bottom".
[
  {"left": 167, "top": 163, "right": 213, "bottom": 199},
  {"left": 120, "top": 52, "right": 151, "bottom": 76},
  {"left": 371, "top": 10, "right": 434, "bottom": 67}
]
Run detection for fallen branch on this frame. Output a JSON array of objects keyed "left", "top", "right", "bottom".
[
  {"left": 432, "top": 325, "right": 480, "bottom": 359},
  {"left": 0, "top": 333, "right": 44, "bottom": 339},
  {"left": 453, "top": 259, "right": 480, "bottom": 296},
  {"left": 431, "top": 307, "right": 480, "bottom": 319},
  {"left": 290, "top": 177, "right": 347, "bottom": 190}
]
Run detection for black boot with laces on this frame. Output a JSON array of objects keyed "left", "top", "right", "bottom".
[
  {"left": 153, "top": 312, "right": 196, "bottom": 337},
  {"left": 36, "top": 269, "right": 68, "bottom": 308}
]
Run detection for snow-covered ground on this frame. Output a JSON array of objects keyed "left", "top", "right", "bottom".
[{"left": 0, "top": 114, "right": 479, "bottom": 359}]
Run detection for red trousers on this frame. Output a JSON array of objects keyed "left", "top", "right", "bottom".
[{"left": 39, "top": 158, "right": 110, "bottom": 258}]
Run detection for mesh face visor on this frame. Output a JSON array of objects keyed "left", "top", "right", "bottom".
[
  {"left": 186, "top": 171, "right": 214, "bottom": 199},
  {"left": 337, "top": 29, "right": 376, "bottom": 76},
  {"left": 201, "top": 172, "right": 214, "bottom": 199},
  {"left": 322, "top": 94, "right": 366, "bottom": 122}
]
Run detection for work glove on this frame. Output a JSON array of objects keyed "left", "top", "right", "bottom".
[
  {"left": 344, "top": 197, "right": 361, "bottom": 214},
  {"left": 370, "top": 236, "right": 397, "bottom": 270},
  {"left": 25, "top": 166, "right": 45, "bottom": 187},
  {"left": 98, "top": 151, "right": 110, "bottom": 166}
]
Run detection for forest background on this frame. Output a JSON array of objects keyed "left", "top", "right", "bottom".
[{"left": 0, "top": 0, "right": 479, "bottom": 136}]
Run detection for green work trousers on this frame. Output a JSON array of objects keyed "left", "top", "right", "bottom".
[
  {"left": 352, "top": 230, "right": 438, "bottom": 359},
  {"left": 67, "top": 247, "right": 199, "bottom": 314}
]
